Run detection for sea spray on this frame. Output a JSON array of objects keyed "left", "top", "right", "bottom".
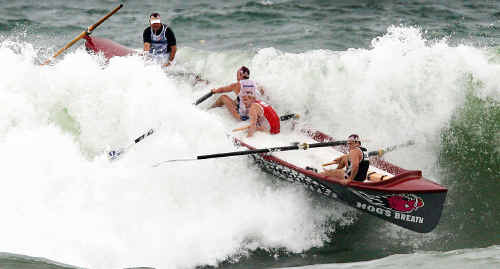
[{"left": 0, "top": 41, "right": 345, "bottom": 269}]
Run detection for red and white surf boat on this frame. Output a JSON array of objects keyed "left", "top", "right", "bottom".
[
  {"left": 84, "top": 35, "right": 137, "bottom": 59},
  {"left": 227, "top": 123, "right": 447, "bottom": 234},
  {"left": 87, "top": 35, "right": 447, "bottom": 234}
]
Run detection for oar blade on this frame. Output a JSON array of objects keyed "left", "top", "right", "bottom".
[{"left": 108, "top": 148, "right": 125, "bottom": 161}]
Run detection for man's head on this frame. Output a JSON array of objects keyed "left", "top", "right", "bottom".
[
  {"left": 347, "top": 134, "right": 361, "bottom": 147},
  {"left": 237, "top": 66, "right": 250, "bottom": 81},
  {"left": 149, "top": 12, "right": 162, "bottom": 31}
]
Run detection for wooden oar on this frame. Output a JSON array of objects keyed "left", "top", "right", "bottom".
[
  {"left": 153, "top": 140, "right": 348, "bottom": 167},
  {"left": 42, "top": 4, "right": 123, "bottom": 65},
  {"left": 321, "top": 140, "right": 416, "bottom": 167}
]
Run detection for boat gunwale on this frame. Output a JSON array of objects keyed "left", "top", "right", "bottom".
[{"left": 233, "top": 129, "right": 447, "bottom": 194}]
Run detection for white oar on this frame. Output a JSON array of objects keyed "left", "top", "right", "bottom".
[{"left": 108, "top": 129, "right": 154, "bottom": 161}]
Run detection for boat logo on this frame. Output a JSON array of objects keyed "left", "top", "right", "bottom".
[
  {"left": 351, "top": 190, "right": 424, "bottom": 213},
  {"left": 385, "top": 194, "right": 424, "bottom": 213}
]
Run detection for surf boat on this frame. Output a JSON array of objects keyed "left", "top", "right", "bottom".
[
  {"left": 84, "top": 36, "right": 136, "bottom": 60},
  {"left": 85, "top": 28, "right": 448, "bottom": 234},
  {"left": 229, "top": 126, "right": 447, "bottom": 234}
]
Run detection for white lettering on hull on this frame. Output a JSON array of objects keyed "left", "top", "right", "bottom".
[{"left": 356, "top": 202, "right": 424, "bottom": 224}]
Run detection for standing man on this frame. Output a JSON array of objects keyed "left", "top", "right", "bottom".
[{"left": 143, "top": 12, "right": 176, "bottom": 67}]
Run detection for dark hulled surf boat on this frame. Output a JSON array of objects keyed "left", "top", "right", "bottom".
[{"left": 230, "top": 127, "right": 447, "bottom": 233}]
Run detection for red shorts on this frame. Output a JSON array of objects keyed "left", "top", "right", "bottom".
[{"left": 256, "top": 100, "right": 280, "bottom": 134}]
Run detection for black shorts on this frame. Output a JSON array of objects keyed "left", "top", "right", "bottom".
[{"left": 235, "top": 96, "right": 248, "bottom": 121}]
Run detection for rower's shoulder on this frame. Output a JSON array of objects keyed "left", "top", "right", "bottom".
[{"left": 230, "top": 81, "right": 241, "bottom": 90}]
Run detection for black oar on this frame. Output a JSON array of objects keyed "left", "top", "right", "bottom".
[
  {"left": 233, "top": 113, "right": 300, "bottom": 132},
  {"left": 153, "top": 140, "right": 347, "bottom": 167},
  {"left": 193, "top": 91, "right": 213, "bottom": 105},
  {"left": 279, "top": 113, "right": 299, "bottom": 121},
  {"left": 108, "top": 113, "right": 298, "bottom": 162},
  {"left": 108, "top": 129, "right": 155, "bottom": 161}
]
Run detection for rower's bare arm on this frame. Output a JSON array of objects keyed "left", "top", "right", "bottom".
[
  {"left": 143, "top": 42, "right": 151, "bottom": 51},
  {"left": 169, "top": 45, "right": 177, "bottom": 62},
  {"left": 162, "top": 46, "right": 177, "bottom": 67},
  {"left": 323, "top": 156, "right": 341, "bottom": 167},
  {"left": 212, "top": 83, "right": 238, "bottom": 94}
]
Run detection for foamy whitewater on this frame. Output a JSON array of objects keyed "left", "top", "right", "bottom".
[{"left": 0, "top": 27, "right": 499, "bottom": 268}]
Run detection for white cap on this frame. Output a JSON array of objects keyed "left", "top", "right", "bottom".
[{"left": 150, "top": 18, "right": 161, "bottom": 24}]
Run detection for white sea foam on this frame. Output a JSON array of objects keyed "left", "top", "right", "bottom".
[{"left": 0, "top": 43, "right": 345, "bottom": 269}]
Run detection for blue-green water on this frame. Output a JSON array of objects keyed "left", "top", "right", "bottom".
[{"left": 0, "top": 1, "right": 499, "bottom": 268}]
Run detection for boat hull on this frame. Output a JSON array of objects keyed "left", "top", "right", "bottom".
[
  {"left": 234, "top": 129, "right": 447, "bottom": 233},
  {"left": 84, "top": 35, "right": 136, "bottom": 59}
]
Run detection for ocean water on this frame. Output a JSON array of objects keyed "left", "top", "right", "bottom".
[{"left": 0, "top": 0, "right": 499, "bottom": 269}]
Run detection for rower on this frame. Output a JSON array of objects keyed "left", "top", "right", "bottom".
[
  {"left": 320, "top": 134, "right": 369, "bottom": 185},
  {"left": 143, "top": 12, "right": 177, "bottom": 67},
  {"left": 238, "top": 88, "right": 280, "bottom": 137},
  {"left": 209, "top": 66, "right": 265, "bottom": 121}
]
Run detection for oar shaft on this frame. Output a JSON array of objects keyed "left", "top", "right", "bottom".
[
  {"left": 42, "top": 4, "right": 123, "bottom": 65},
  {"left": 87, "top": 4, "right": 123, "bottom": 33},
  {"left": 368, "top": 140, "right": 415, "bottom": 157},
  {"left": 279, "top": 113, "right": 299, "bottom": 121},
  {"left": 197, "top": 145, "right": 297, "bottom": 159},
  {"left": 42, "top": 31, "right": 88, "bottom": 65},
  {"left": 195, "top": 140, "right": 347, "bottom": 160},
  {"left": 194, "top": 91, "right": 214, "bottom": 105},
  {"left": 108, "top": 128, "right": 155, "bottom": 161},
  {"left": 134, "top": 129, "right": 154, "bottom": 144},
  {"left": 233, "top": 113, "right": 300, "bottom": 132}
]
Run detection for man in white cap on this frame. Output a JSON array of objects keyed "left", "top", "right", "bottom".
[{"left": 143, "top": 12, "right": 177, "bottom": 67}]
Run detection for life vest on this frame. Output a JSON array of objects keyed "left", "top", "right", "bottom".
[
  {"left": 150, "top": 24, "right": 170, "bottom": 56},
  {"left": 345, "top": 147, "right": 369, "bottom": 181},
  {"left": 237, "top": 79, "right": 258, "bottom": 118},
  {"left": 255, "top": 100, "right": 280, "bottom": 134}
]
